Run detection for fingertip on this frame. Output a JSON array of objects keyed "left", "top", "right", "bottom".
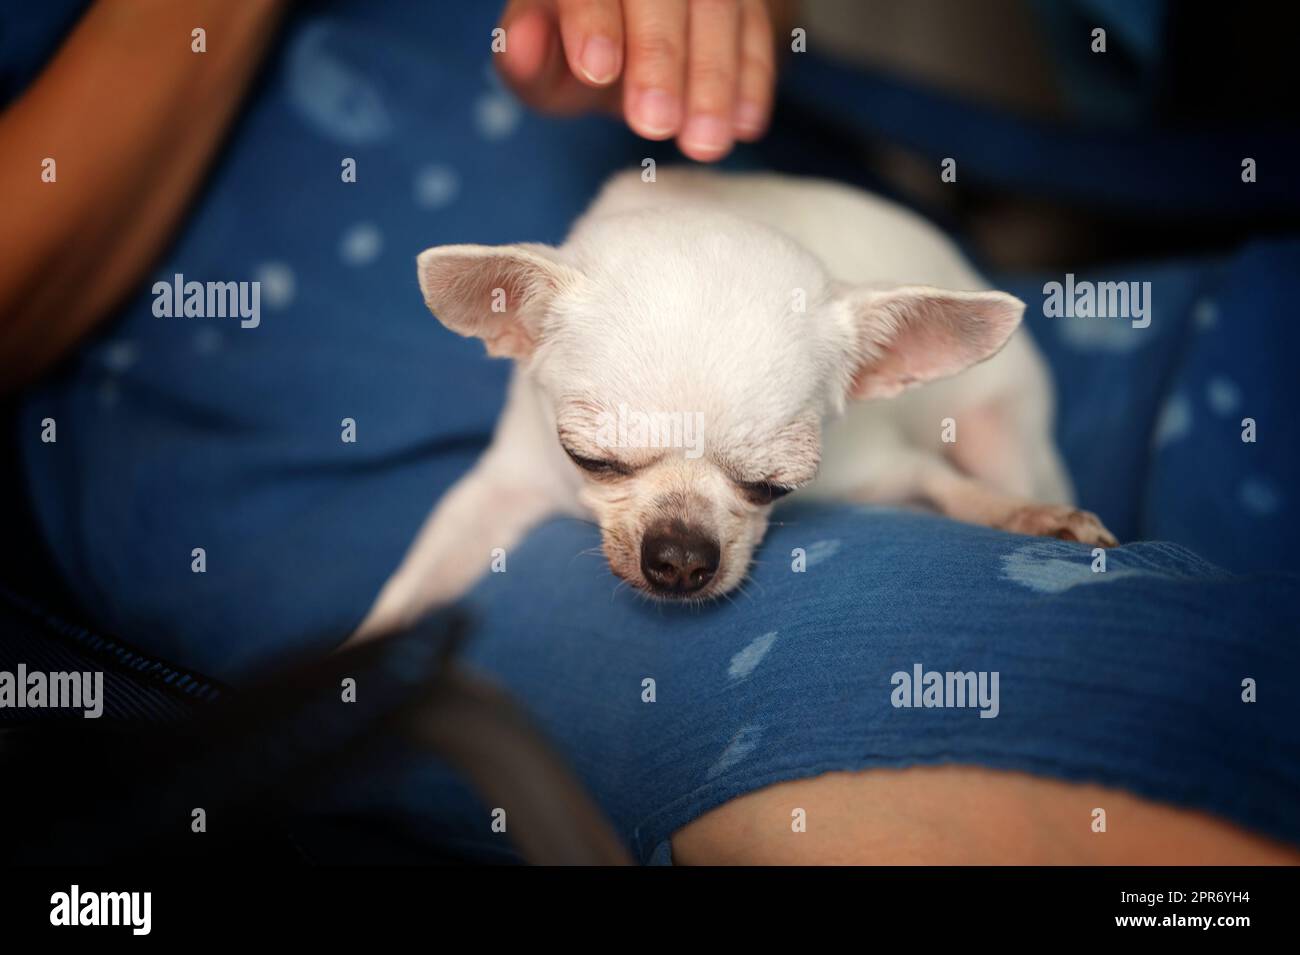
[
  {"left": 626, "top": 87, "right": 683, "bottom": 140},
  {"left": 577, "top": 35, "right": 622, "bottom": 86},
  {"left": 678, "top": 114, "right": 733, "bottom": 162},
  {"left": 497, "top": 6, "right": 553, "bottom": 83},
  {"left": 732, "top": 100, "right": 769, "bottom": 142}
]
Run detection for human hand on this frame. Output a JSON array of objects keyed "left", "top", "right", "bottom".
[{"left": 495, "top": 0, "right": 784, "bottom": 162}]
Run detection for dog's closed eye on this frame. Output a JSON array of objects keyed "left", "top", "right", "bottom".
[
  {"left": 562, "top": 445, "right": 632, "bottom": 477},
  {"left": 738, "top": 480, "right": 794, "bottom": 505}
]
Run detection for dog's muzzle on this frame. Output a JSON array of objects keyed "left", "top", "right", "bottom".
[{"left": 639, "top": 520, "right": 720, "bottom": 596}]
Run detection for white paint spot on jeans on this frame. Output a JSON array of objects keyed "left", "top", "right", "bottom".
[
  {"left": 1153, "top": 393, "right": 1192, "bottom": 448},
  {"left": 1205, "top": 376, "right": 1241, "bottom": 416},
  {"left": 1192, "top": 297, "right": 1218, "bottom": 331},
  {"left": 474, "top": 91, "right": 522, "bottom": 140},
  {"left": 414, "top": 164, "right": 460, "bottom": 208},
  {"left": 100, "top": 341, "right": 138, "bottom": 372},
  {"left": 1001, "top": 541, "right": 1145, "bottom": 594},
  {"left": 706, "top": 725, "right": 763, "bottom": 780},
  {"left": 728, "top": 631, "right": 778, "bottom": 680},
  {"left": 1239, "top": 478, "right": 1281, "bottom": 515},
  {"left": 1003, "top": 540, "right": 1229, "bottom": 594},
  {"left": 193, "top": 328, "right": 223, "bottom": 355},
  {"left": 255, "top": 262, "right": 296, "bottom": 309},
  {"left": 287, "top": 23, "right": 393, "bottom": 144},
  {"left": 1057, "top": 314, "right": 1149, "bottom": 353},
  {"left": 340, "top": 222, "right": 382, "bottom": 266},
  {"left": 804, "top": 539, "right": 841, "bottom": 567}
]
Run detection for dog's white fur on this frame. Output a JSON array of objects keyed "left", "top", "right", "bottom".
[{"left": 354, "top": 169, "right": 1114, "bottom": 640}]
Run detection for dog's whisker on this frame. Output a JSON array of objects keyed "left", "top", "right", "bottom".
[
  {"left": 567, "top": 549, "right": 602, "bottom": 570},
  {"left": 555, "top": 514, "right": 602, "bottom": 532},
  {"left": 738, "top": 567, "right": 767, "bottom": 596}
]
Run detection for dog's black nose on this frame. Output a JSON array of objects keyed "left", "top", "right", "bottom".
[{"left": 640, "top": 523, "right": 720, "bottom": 595}]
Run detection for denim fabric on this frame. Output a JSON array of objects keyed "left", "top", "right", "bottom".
[
  {"left": 453, "top": 509, "right": 1300, "bottom": 861},
  {"left": 8, "top": 1, "right": 1299, "bottom": 861}
]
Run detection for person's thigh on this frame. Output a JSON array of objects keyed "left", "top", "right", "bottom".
[
  {"left": 452, "top": 510, "right": 1300, "bottom": 864},
  {"left": 672, "top": 765, "right": 1300, "bottom": 865}
]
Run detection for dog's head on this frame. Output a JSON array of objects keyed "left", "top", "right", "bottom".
[{"left": 417, "top": 209, "right": 1022, "bottom": 600}]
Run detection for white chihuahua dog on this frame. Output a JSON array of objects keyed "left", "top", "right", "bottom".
[{"left": 355, "top": 169, "right": 1115, "bottom": 639}]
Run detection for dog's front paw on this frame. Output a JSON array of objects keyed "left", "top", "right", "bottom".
[{"left": 1000, "top": 504, "right": 1118, "bottom": 547}]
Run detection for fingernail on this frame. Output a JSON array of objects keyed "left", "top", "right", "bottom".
[
  {"left": 579, "top": 35, "right": 619, "bottom": 85},
  {"left": 681, "top": 115, "right": 731, "bottom": 157},
  {"left": 633, "top": 89, "right": 681, "bottom": 137},
  {"left": 734, "top": 101, "right": 766, "bottom": 137}
]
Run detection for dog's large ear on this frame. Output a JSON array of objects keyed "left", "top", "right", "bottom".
[
  {"left": 838, "top": 285, "right": 1025, "bottom": 400},
  {"left": 416, "top": 243, "right": 580, "bottom": 359}
]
